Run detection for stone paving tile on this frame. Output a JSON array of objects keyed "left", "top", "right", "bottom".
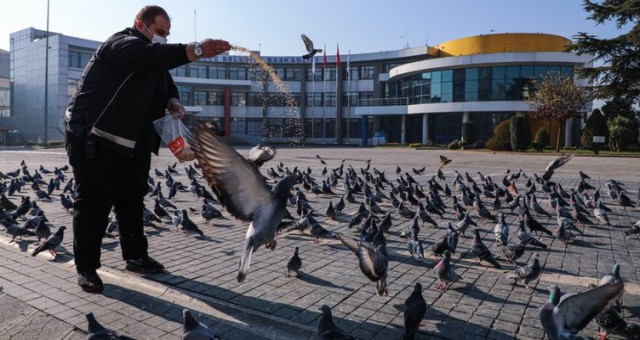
[{"left": 1, "top": 148, "right": 639, "bottom": 339}]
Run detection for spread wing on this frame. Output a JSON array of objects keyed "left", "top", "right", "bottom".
[
  {"left": 555, "top": 282, "right": 623, "bottom": 334},
  {"left": 301, "top": 34, "right": 314, "bottom": 53},
  {"left": 336, "top": 233, "right": 359, "bottom": 254},
  {"left": 190, "top": 122, "right": 272, "bottom": 222}
]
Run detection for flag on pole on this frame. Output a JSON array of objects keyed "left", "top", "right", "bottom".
[
  {"left": 323, "top": 45, "right": 327, "bottom": 80},
  {"left": 312, "top": 56, "right": 316, "bottom": 75},
  {"left": 336, "top": 44, "right": 340, "bottom": 67}
]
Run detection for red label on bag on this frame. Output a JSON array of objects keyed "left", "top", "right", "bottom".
[{"left": 168, "top": 136, "right": 185, "bottom": 156}]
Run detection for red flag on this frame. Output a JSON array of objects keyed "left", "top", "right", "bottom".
[
  {"left": 336, "top": 44, "right": 340, "bottom": 67},
  {"left": 323, "top": 48, "right": 327, "bottom": 69}
]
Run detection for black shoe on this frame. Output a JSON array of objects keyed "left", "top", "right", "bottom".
[
  {"left": 78, "top": 270, "right": 104, "bottom": 293},
  {"left": 125, "top": 255, "right": 165, "bottom": 274}
]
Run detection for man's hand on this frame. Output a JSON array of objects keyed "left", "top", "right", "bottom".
[
  {"left": 201, "top": 39, "right": 232, "bottom": 58},
  {"left": 167, "top": 98, "right": 185, "bottom": 119}
]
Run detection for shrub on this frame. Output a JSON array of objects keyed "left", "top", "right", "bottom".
[
  {"left": 409, "top": 143, "right": 422, "bottom": 148},
  {"left": 509, "top": 115, "right": 531, "bottom": 151},
  {"left": 581, "top": 109, "right": 608, "bottom": 149},
  {"left": 485, "top": 120, "right": 511, "bottom": 151},
  {"left": 462, "top": 121, "right": 474, "bottom": 144},
  {"left": 534, "top": 127, "right": 550, "bottom": 149},
  {"left": 447, "top": 140, "right": 462, "bottom": 150}
]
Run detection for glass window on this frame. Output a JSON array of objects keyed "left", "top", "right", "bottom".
[
  {"left": 465, "top": 80, "right": 478, "bottom": 101},
  {"left": 230, "top": 117, "right": 245, "bottom": 134},
  {"left": 177, "top": 85, "right": 192, "bottom": 105},
  {"left": 360, "top": 65, "right": 374, "bottom": 80},
  {"left": 68, "top": 50, "right": 92, "bottom": 69},
  {"left": 246, "top": 118, "right": 262, "bottom": 136},
  {"left": 288, "top": 67, "right": 302, "bottom": 81},
  {"left": 442, "top": 70, "right": 452, "bottom": 82},
  {"left": 231, "top": 92, "right": 247, "bottom": 106},
  {"left": 193, "top": 90, "right": 207, "bottom": 105},
  {"left": 306, "top": 67, "right": 324, "bottom": 81},
  {"left": 465, "top": 68, "right": 478, "bottom": 80},
  {"left": 520, "top": 65, "right": 534, "bottom": 79},
  {"left": 345, "top": 66, "right": 359, "bottom": 80},
  {"left": 208, "top": 66, "right": 225, "bottom": 79},
  {"left": 324, "top": 92, "right": 336, "bottom": 106},
  {"left": 534, "top": 65, "right": 548, "bottom": 77},
  {"left": 492, "top": 66, "right": 505, "bottom": 80},
  {"left": 207, "top": 91, "right": 223, "bottom": 105},
  {"left": 560, "top": 66, "right": 573, "bottom": 76},
  {"left": 274, "top": 67, "right": 286, "bottom": 81},
  {"left": 432, "top": 71, "right": 441, "bottom": 83},
  {"left": 506, "top": 66, "right": 520, "bottom": 80},
  {"left": 171, "top": 65, "right": 187, "bottom": 77},
  {"left": 229, "top": 67, "right": 246, "bottom": 80},
  {"left": 189, "top": 65, "right": 208, "bottom": 78},
  {"left": 324, "top": 118, "right": 336, "bottom": 138}
]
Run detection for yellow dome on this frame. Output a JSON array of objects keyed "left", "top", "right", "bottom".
[{"left": 434, "top": 33, "right": 571, "bottom": 57}]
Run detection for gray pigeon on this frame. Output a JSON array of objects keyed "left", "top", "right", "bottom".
[
  {"left": 516, "top": 219, "right": 548, "bottom": 249},
  {"left": 247, "top": 144, "right": 276, "bottom": 168},
  {"left": 433, "top": 249, "right": 461, "bottom": 291},
  {"left": 190, "top": 122, "right": 298, "bottom": 283},
  {"left": 318, "top": 305, "right": 353, "bottom": 339},
  {"left": 504, "top": 253, "right": 542, "bottom": 292},
  {"left": 494, "top": 213, "right": 509, "bottom": 246},
  {"left": 86, "top": 311, "right": 134, "bottom": 339},
  {"left": 589, "top": 284, "right": 640, "bottom": 340},
  {"left": 471, "top": 229, "right": 502, "bottom": 269},
  {"left": 31, "top": 226, "right": 65, "bottom": 257},
  {"left": 542, "top": 154, "right": 574, "bottom": 181},
  {"left": 337, "top": 233, "right": 388, "bottom": 296},
  {"left": 501, "top": 241, "right": 526, "bottom": 265},
  {"left": 624, "top": 219, "right": 640, "bottom": 236},
  {"left": 404, "top": 283, "right": 427, "bottom": 340},
  {"left": 182, "top": 309, "right": 220, "bottom": 340},
  {"left": 539, "top": 282, "right": 624, "bottom": 339},
  {"left": 301, "top": 34, "right": 323, "bottom": 59},
  {"left": 286, "top": 246, "right": 302, "bottom": 277}
]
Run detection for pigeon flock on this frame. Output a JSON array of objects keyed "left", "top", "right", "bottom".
[{"left": 1, "top": 142, "right": 639, "bottom": 339}]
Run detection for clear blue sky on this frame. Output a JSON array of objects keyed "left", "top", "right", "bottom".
[{"left": 1, "top": 0, "right": 625, "bottom": 56}]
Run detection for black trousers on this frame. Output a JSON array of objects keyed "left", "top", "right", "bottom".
[{"left": 66, "top": 132, "right": 152, "bottom": 273}]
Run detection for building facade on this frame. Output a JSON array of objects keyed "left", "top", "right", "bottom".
[{"left": 3, "top": 28, "right": 592, "bottom": 146}]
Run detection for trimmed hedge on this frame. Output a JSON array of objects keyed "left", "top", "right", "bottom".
[{"left": 485, "top": 120, "right": 511, "bottom": 151}]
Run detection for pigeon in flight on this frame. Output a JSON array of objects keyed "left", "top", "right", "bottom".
[
  {"left": 539, "top": 282, "right": 624, "bottom": 340},
  {"left": 301, "top": 34, "right": 323, "bottom": 59},
  {"left": 542, "top": 154, "right": 574, "bottom": 181},
  {"left": 439, "top": 155, "right": 452, "bottom": 168},
  {"left": 190, "top": 122, "right": 298, "bottom": 283}
]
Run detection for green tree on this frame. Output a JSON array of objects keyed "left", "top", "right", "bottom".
[
  {"left": 509, "top": 115, "right": 531, "bottom": 151},
  {"left": 533, "top": 127, "right": 551, "bottom": 151},
  {"left": 570, "top": 0, "right": 640, "bottom": 105},
  {"left": 608, "top": 115, "right": 633, "bottom": 152},
  {"left": 601, "top": 97, "right": 639, "bottom": 146},
  {"left": 485, "top": 119, "right": 511, "bottom": 151},
  {"left": 580, "top": 108, "right": 609, "bottom": 149},
  {"left": 525, "top": 71, "right": 588, "bottom": 152}
]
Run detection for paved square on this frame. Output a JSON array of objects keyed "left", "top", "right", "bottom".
[{"left": 0, "top": 146, "right": 638, "bottom": 339}]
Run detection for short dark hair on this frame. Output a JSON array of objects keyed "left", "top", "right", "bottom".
[{"left": 134, "top": 5, "right": 170, "bottom": 26}]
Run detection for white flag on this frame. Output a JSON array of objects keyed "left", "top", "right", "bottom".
[
  {"left": 312, "top": 57, "right": 316, "bottom": 75},
  {"left": 346, "top": 51, "right": 350, "bottom": 77}
]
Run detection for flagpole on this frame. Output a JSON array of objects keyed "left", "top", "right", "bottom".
[
  {"left": 311, "top": 56, "right": 316, "bottom": 141},
  {"left": 322, "top": 44, "right": 326, "bottom": 144},
  {"left": 336, "top": 43, "right": 340, "bottom": 145},
  {"left": 347, "top": 50, "right": 351, "bottom": 144}
]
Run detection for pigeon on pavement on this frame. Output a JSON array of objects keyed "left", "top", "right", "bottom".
[
  {"left": 504, "top": 253, "right": 542, "bottom": 292},
  {"left": 471, "top": 228, "right": 502, "bottom": 269},
  {"left": 31, "top": 226, "right": 65, "bottom": 257},
  {"left": 86, "top": 311, "right": 134, "bottom": 339},
  {"left": 182, "top": 309, "right": 220, "bottom": 340},
  {"left": 404, "top": 282, "right": 427, "bottom": 340},
  {"left": 318, "top": 305, "right": 353, "bottom": 339},
  {"left": 286, "top": 246, "right": 302, "bottom": 277}
]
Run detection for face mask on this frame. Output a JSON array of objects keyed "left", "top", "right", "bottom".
[{"left": 145, "top": 25, "right": 167, "bottom": 44}]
